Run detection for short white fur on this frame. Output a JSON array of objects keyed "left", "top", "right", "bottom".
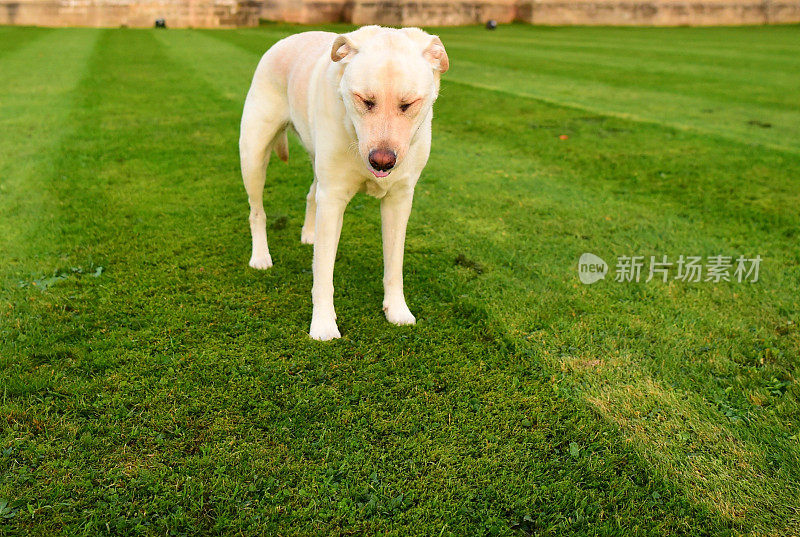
[{"left": 239, "top": 26, "right": 449, "bottom": 340}]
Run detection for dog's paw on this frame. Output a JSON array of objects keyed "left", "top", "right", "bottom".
[
  {"left": 309, "top": 318, "right": 341, "bottom": 341},
  {"left": 249, "top": 254, "right": 273, "bottom": 270},
  {"left": 384, "top": 302, "right": 416, "bottom": 326},
  {"left": 300, "top": 228, "right": 314, "bottom": 245}
]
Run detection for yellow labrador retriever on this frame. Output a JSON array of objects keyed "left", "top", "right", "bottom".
[{"left": 240, "top": 26, "right": 449, "bottom": 340}]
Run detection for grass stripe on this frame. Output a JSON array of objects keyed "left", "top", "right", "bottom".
[
  {"left": 0, "top": 28, "right": 100, "bottom": 281},
  {"left": 437, "top": 24, "right": 800, "bottom": 58},
  {"left": 153, "top": 29, "right": 267, "bottom": 101},
  {"left": 0, "top": 26, "right": 53, "bottom": 59},
  {"left": 444, "top": 64, "right": 800, "bottom": 154},
  {"left": 437, "top": 31, "right": 800, "bottom": 71},
  {"left": 441, "top": 40, "right": 800, "bottom": 106}
]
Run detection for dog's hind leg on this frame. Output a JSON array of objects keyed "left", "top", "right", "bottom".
[
  {"left": 301, "top": 180, "right": 316, "bottom": 245},
  {"left": 239, "top": 88, "right": 287, "bottom": 270}
]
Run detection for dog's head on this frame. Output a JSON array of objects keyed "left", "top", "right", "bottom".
[{"left": 331, "top": 26, "right": 449, "bottom": 178}]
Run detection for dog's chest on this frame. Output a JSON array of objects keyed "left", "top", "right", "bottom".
[{"left": 362, "top": 177, "right": 390, "bottom": 198}]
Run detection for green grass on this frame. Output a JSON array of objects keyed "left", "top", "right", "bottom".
[{"left": 1, "top": 22, "right": 799, "bottom": 536}]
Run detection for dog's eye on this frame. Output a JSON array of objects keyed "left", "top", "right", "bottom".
[
  {"left": 363, "top": 99, "right": 375, "bottom": 111},
  {"left": 399, "top": 103, "right": 411, "bottom": 112}
]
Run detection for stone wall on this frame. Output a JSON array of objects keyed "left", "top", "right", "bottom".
[
  {"left": 517, "top": 0, "right": 800, "bottom": 25},
  {"left": 0, "top": 0, "right": 262, "bottom": 27},
  {"left": 259, "top": 0, "right": 351, "bottom": 23},
  {"left": 260, "top": 0, "right": 800, "bottom": 25},
  {"left": 1, "top": 0, "right": 798, "bottom": 26},
  {"left": 349, "top": 0, "right": 518, "bottom": 26}
]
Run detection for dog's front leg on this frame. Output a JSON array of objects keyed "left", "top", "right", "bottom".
[
  {"left": 309, "top": 188, "right": 352, "bottom": 340},
  {"left": 381, "top": 186, "right": 416, "bottom": 326}
]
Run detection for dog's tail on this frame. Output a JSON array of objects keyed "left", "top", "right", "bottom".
[{"left": 273, "top": 129, "right": 289, "bottom": 163}]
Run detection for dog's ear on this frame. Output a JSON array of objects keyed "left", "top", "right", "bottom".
[
  {"left": 331, "top": 35, "right": 357, "bottom": 63},
  {"left": 423, "top": 36, "right": 449, "bottom": 74},
  {"left": 401, "top": 28, "right": 449, "bottom": 74}
]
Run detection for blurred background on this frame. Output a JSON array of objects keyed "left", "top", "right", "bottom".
[{"left": 1, "top": 0, "right": 799, "bottom": 28}]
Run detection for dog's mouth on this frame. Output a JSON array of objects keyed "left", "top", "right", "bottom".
[{"left": 370, "top": 168, "right": 390, "bottom": 178}]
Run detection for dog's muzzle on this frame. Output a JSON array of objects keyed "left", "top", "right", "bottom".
[{"left": 368, "top": 148, "right": 396, "bottom": 177}]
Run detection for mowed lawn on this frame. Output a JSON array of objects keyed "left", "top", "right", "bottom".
[{"left": 1, "top": 22, "right": 799, "bottom": 535}]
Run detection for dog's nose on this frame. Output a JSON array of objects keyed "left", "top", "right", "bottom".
[{"left": 368, "top": 149, "right": 396, "bottom": 172}]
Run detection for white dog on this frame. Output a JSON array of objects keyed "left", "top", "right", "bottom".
[{"left": 239, "top": 26, "right": 449, "bottom": 340}]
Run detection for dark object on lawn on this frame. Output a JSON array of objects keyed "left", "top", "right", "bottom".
[
  {"left": 486, "top": 20, "right": 497, "bottom": 30},
  {"left": 454, "top": 253, "right": 484, "bottom": 274},
  {"left": 270, "top": 215, "right": 289, "bottom": 230},
  {"left": 155, "top": 18, "right": 167, "bottom": 28},
  {"left": 747, "top": 119, "right": 772, "bottom": 128}
]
